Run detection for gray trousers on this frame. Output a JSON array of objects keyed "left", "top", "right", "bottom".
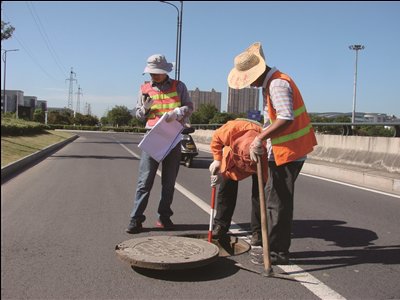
[{"left": 266, "top": 160, "right": 304, "bottom": 254}]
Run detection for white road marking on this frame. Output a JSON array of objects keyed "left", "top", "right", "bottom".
[
  {"left": 301, "top": 173, "right": 400, "bottom": 198},
  {"left": 117, "top": 139, "right": 346, "bottom": 300}
]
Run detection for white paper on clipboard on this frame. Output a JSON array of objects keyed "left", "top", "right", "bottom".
[{"left": 138, "top": 113, "right": 184, "bottom": 162}]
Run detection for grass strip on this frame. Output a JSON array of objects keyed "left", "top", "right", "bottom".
[{"left": 1, "top": 130, "right": 74, "bottom": 167}]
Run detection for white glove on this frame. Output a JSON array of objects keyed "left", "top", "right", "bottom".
[
  {"left": 249, "top": 136, "right": 264, "bottom": 162},
  {"left": 178, "top": 106, "right": 191, "bottom": 120},
  {"left": 211, "top": 173, "right": 223, "bottom": 187},
  {"left": 165, "top": 108, "right": 179, "bottom": 123},
  {"left": 209, "top": 160, "right": 221, "bottom": 175},
  {"left": 142, "top": 94, "right": 154, "bottom": 110},
  {"left": 174, "top": 107, "right": 184, "bottom": 121}
]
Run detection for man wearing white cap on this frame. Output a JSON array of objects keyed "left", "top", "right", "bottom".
[
  {"left": 228, "top": 42, "right": 317, "bottom": 265},
  {"left": 126, "top": 54, "right": 193, "bottom": 234}
]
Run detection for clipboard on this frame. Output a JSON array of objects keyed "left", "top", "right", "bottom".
[{"left": 138, "top": 113, "right": 184, "bottom": 162}]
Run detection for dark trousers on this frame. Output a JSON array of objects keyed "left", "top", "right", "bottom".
[
  {"left": 214, "top": 174, "right": 263, "bottom": 234},
  {"left": 266, "top": 160, "right": 304, "bottom": 254}
]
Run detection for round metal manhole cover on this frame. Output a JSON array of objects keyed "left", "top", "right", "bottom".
[
  {"left": 115, "top": 236, "right": 220, "bottom": 270},
  {"left": 178, "top": 233, "right": 251, "bottom": 257}
]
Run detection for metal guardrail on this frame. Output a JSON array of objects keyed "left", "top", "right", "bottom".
[{"left": 190, "top": 122, "right": 400, "bottom": 137}]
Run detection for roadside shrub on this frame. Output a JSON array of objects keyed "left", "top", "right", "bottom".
[{"left": 1, "top": 118, "right": 49, "bottom": 136}]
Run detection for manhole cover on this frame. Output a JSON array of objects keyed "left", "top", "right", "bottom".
[
  {"left": 115, "top": 236, "right": 220, "bottom": 270},
  {"left": 179, "top": 233, "right": 251, "bottom": 257}
]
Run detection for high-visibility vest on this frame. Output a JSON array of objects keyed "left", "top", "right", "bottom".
[
  {"left": 265, "top": 71, "right": 317, "bottom": 166},
  {"left": 141, "top": 80, "right": 181, "bottom": 127}
]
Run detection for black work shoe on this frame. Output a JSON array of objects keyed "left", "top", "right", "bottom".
[
  {"left": 250, "top": 252, "right": 290, "bottom": 266},
  {"left": 212, "top": 224, "right": 228, "bottom": 239},
  {"left": 250, "top": 232, "right": 262, "bottom": 247},
  {"left": 270, "top": 252, "right": 290, "bottom": 265},
  {"left": 156, "top": 218, "right": 175, "bottom": 230},
  {"left": 125, "top": 219, "right": 143, "bottom": 234}
]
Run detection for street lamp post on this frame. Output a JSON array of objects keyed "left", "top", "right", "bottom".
[
  {"left": 349, "top": 44, "right": 365, "bottom": 124},
  {"left": 2, "top": 48, "right": 19, "bottom": 114},
  {"left": 160, "top": 1, "right": 183, "bottom": 81}
]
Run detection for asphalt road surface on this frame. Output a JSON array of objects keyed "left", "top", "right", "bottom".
[{"left": 2, "top": 132, "right": 399, "bottom": 300}]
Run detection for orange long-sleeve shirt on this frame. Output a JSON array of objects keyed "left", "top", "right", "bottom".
[{"left": 210, "top": 119, "right": 268, "bottom": 182}]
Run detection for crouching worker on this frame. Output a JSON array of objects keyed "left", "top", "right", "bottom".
[{"left": 209, "top": 118, "right": 268, "bottom": 246}]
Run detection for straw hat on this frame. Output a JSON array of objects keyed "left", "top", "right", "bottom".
[
  {"left": 143, "top": 54, "right": 173, "bottom": 74},
  {"left": 227, "top": 42, "right": 266, "bottom": 89}
]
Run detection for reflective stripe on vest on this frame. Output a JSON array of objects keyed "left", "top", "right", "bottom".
[
  {"left": 271, "top": 123, "right": 313, "bottom": 145},
  {"left": 270, "top": 105, "right": 311, "bottom": 145}
]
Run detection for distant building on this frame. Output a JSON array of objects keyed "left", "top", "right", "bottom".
[
  {"left": 1, "top": 90, "right": 24, "bottom": 113},
  {"left": 227, "top": 86, "right": 259, "bottom": 114},
  {"left": 36, "top": 100, "right": 48, "bottom": 111},
  {"left": 364, "top": 113, "right": 389, "bottom": 123},
  {"left": 24, "top": 95, "right": 37, "bottom": 108},
  {"left": 188, "top": 88, "right": 221, "bottom": 112},
  {"left": 1, "top": 90, "right": 48, "bottom": 120}
]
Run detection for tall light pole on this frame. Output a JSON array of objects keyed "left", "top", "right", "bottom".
[
  {"left": 349, "top": 44, "right": 365, "bottom": 124},
  {"left": 160, "top": 1, "right": 183, "bottom": 81},
  {"left": 2, "top": 48, "right": 19, "bottom": 114}
]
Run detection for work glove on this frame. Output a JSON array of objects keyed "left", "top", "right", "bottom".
[
  {"left": 142, "top": 94, "right": 154, "bottom": 110},
  {"left": 211, "top": 173, "right": 223, "bottom": 187},
  {"left": 249, "top": 136, "right": 264, "bottom": 162},
  {"left": 165, "top": 107, "right": 180, "bottom": 123},
  {"left": 178, "top": 106, "right": 191, "bottom": 120},
  {"left": 209, "top": 160, "right": 221, "bottom": 175},
  {"left": 174, "top": 107, "right": 185, "bottom": 121}
]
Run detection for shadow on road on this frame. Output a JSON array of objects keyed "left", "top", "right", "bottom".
[
  {"left": 131, "top": 257, "right": 240, "bottom": 281},
  {"left": 289, "top": 219, "right": 400, "bottom": 270}
]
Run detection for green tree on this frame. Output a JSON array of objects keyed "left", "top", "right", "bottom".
[
  {"left": 74, "top": 113, "right": 99, "bottom": 126},
  {"left": 47, "top": 110, "right": 73, "bottom": 125},
  {"left": 190, "top": 104, "right": 218, "bottom": 124},
  {"left": 82, "top": 114, "right": 99, "bottom": 126},
  {"left": 129, "top": 116, "right": 145, "bottom": 127},
  {"left": 1, "top": 21, "right": 15, "bottom": 40},
  {"left": 209, "top": 112, "right": 235, "bottom": 124},
  {"left": 310, "top": 115, "right": 351, "bottom": 135},
  {"left": 100, "top": 116, "right": 109, "bottom": 126},
  {"left": 356, "top": 125, "right": 394, "bottom": 137},
  {"left": 107, "top": 105, "right": 133, "bottom": 127},
  {"left": 33, "top": 109, "right": 45, "bottom": 123}
]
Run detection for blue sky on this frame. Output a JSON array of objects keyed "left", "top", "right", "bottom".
[{"left": 2, "top": 1, "right": 400, "bottom": 118}]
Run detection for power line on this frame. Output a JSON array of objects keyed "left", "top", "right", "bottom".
[
  {"left": 26, "top": 1, "right": 68, "bottom": 77},
  {"left": 13, "top": 33, "right": 60, "bottom": 82}
]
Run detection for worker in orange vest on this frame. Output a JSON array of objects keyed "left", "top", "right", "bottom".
[
  {"left": 209, "top": 118, "right": 268, "bottom": 246},
  {"left": 228, "top": 42, "right": 317, "bottom": 265}
]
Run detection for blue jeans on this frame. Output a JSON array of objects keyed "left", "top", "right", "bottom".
[{"left": 130, "top": 142, "right": 181, "bottom": 223}]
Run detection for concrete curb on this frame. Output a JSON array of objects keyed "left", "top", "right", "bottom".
[
  {"left": 1, "top": 134, "right": 79, "bottom": 182},
  {"left": 301, "top": 161, "right": 400, "bottom": 195}
]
